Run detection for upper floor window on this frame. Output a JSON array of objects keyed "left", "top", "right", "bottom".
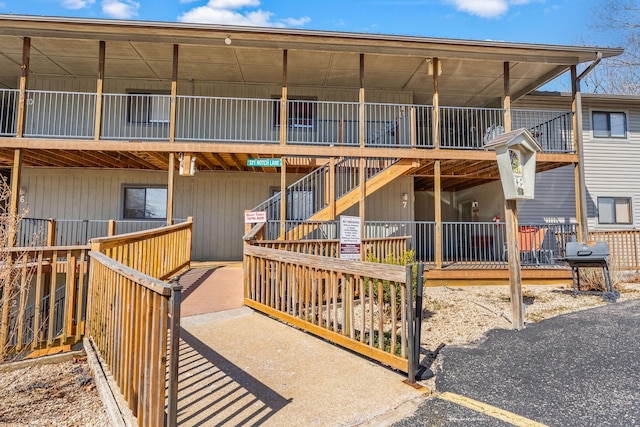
[
  {"left": 598, "top": 197, "right": 632, "bottom": 225},
  {"left": 592, "top": 111, "right": 627, "bottom": 138},
  {"left": 127, "top": 92, "right": 170, "bottom": 124},
  {"left": 273, "top": 97, "right": 317, "bottom": 129},
  {"left": 123, "top": 186, "right": 167, "bottom": 220}
]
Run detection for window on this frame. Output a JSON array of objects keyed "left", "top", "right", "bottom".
[
  {"left": 273, "top": 97, "right": 316, "bottom": 129},
  {"left": 127, "top": 92, "right": 170, "bottom": 124},
  {"left": 123, "top": 186, "right": 167, "bottom": 219},
  {"left": 598, "top": 197, "right": 632, "bottom": 225},
  {"left": 592, "top": 111, "right": 627, "bottom": 138}
]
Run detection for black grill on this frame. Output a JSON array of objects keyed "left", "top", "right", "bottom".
[{"left": 565, "top": 241, "right": 618, "bottom": 302}]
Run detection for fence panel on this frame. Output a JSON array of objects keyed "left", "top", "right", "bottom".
[
  {"left": 244, "top": 245, "right": 411, "bottom": 372},
  {"left": 589, "top": 230, "right": 640, "bottom": 270}
]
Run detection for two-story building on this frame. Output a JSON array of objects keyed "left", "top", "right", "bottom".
[{"left": 0, "top": 15, "right": 623, "bottom": 281}]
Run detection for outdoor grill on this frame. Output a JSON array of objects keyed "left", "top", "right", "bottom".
[{"left": 565, "top": 241, "right": 619, "bottom": 302}]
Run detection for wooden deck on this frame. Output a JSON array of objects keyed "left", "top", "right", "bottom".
[{"left": 424, "top": 263, "right": 572, "bottom": 286}]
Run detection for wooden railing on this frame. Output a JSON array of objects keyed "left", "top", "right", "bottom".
[
  {"left": 90, "top": 217, "right": 193, "bottom": 281},
  {"left": 589, "top": 230, "right": 640, "bottom": 270},
  {"left": 86, "top": 251, "right": 181, "bottom": 427},
  {"left": 244, "top": 245, "right": 415, "bottom": 373},
  {"left": 0, "top": 246, "right": 89, "bottom": 359},
  {"left": 251, "top": 236, "right": 409, "bottom": 261}
]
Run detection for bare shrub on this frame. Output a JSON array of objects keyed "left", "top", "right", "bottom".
[
  {"left": 576, "top": 256, "right": 624, "bottom": 292},
  {"left": 0, "top": 176, "right": 39, "bottom": 361}
]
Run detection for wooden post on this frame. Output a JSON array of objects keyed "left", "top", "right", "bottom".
[
  {"left": 571, "top": 66, "right": 589, "bottom": 242},
  {"left": 167, "top": 153, "right": 175, "bottom": 225},
  {"left": 359, "top": 156, "right": 366, "bottom": 260},
  {"left": 169, "top": 44, "right": 179, "bottom": 144},
  {"left": 432, "top": 58, "right": 440, "bottom": 150},
  {"left": 359, "top": 54, "right": 365, "bottom": 149},
  {"left": 434, "top": 160, "right": 442, "bottom": 269},
  {"left": 167, "top": 278, "right": 182, "bottom": 427},
  {"left": 359, "top": 54, "right": 366, "bottom": 258},
  {"left": 280, "top": 50, "right": 288, "bottom": 146},
  {"left": 16, "top": 37, "right": 30, "bottom": 138},
  {"left": 107, "top": 219, "right": 116, "bottom": 236},
  {"left": 47, "top": 218, "right": 56, "bottom": 246},
  {"left": 503, "top": 61, "right": 524, "bottom": 330},
  {"left": 279, "top": 158, "right": 287, "bottom": 240},
  {"left": 432, "top": 59, "right": 442, "bottom": 268},
  {"left": 8, "top": 149, "right": 23, "bottom": 248},
  {"left": 410, "top": 107, "right": 417, "bottom": 148},
  {"left": 328, "top": 157, "right": 336, "bottom": 220},
  {"left": 94, "top": 41, "right": 105, "bottom": 141}
]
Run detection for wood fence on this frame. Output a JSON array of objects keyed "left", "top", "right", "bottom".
[
  {"left": 244, "top": 244, "right": 415, "bottom": 373},
  {"left": 0, "top": 245, "right": 89, "bottom": 359},
  {"left": 90, "top": 217, "right": 193, "bottom": 281},
  {"left": 589, "top": 230, "right": 640, "bottom": 271},
  {"left": 251, "top": 236, "right": 409, "bottom": 261},
  {"left": 86, "top": 251, "right": 181, "bottom": 427}
]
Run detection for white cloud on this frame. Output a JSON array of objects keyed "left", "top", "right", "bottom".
[
  {"left": 102, "top": 0, "right": 140, "bottom": 19},
  {"left": 178, "top": 0, "right": 310, "bottom": 28},
  {"left": 445, "top": 0, "right": 533, "bottom": 18},
  {"left": 62, "top": 0, "right": 95, "bottom": 9}
]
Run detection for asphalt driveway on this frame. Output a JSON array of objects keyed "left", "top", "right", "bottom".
[{"left": 395, "top": 299, "right": 640, "bottom": 427}]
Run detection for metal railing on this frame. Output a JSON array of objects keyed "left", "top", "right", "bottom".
[
  {"left": 18, "top": 218, "right": 183, "bottom": 247},
  {"left": 0, "top": 89, "right": 574, "bottom": 153},
  {"left": 286, "top": 100, "right": 360, "bottom": 146},
  {"left": 512, "top": 110, "right": 573, "bottom": 153},
  {"left": 102, "top": 93, "right": 171, "bottom": 140},
  {"left": 365, "top": 221, "right": 436, "bottom": 263},
  {"left": 24, "top": 90, "right": 96, "bottom": 139},
  {"left": 0, "top": 89, "right": 18, "bottom": 136},
  {"left": 176, "top": 95, "right": 279, "bottom": 143},
  {"left": 440, "top": 106, "right": 505, "bottom": 149}
]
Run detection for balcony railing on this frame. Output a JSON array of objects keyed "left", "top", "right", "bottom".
[{"left": 0, "top": 89, "right": 574, "bottom": 152}]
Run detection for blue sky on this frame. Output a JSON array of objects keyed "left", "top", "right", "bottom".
[{"left": 0, "top": 0, "right": 622, "bottom": 48}]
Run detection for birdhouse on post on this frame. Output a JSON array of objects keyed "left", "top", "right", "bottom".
[{"left": 484, "top": 128, "right": 542, "bottom": 200}]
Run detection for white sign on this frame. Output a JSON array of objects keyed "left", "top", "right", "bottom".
[
  {"left": 340, "top": 215, "right": 362, "bottom": 260},
  {"left": 244, "top": 211, "right": 267, "bottom": 223}
]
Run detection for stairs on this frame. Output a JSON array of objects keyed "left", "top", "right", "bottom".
[{"left": 251, "top": 157, "right": 417, "bottom": 240}]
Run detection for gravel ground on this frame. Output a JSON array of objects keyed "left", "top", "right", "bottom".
[
  {"left": 1, "top": 276, "right": 638, "bottom": 426},
  {"left": 0, "top": 357, "right": 110, "bottom": 427}
]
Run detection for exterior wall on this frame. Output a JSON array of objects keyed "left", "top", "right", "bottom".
[
  {"left": 515, "top": 93, "right": 640, "bottom": 229},
  {"left": 581, "top": 98, "right": 640, "bottom": 230},
  {"left": 20, "top": 168, "right": 415, "bottom": 260},
  {"left": 414, "top": 190, "right": 457, "bottom": 221}
]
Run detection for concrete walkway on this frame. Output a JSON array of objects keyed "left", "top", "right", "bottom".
[{"left": 176, "top": 265, "right": 428, "bottom": 426}]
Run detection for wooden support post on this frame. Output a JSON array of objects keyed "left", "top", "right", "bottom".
[
  {"left": 503, "top": 62, "right": 512, "bottom": 132},
  {"left": 359, "top": 54, "right": 365, "bottom": 149},
  {"left": 169, "top": 44, "right": 179, "bottom": 144},
  {"left": 328, "top": 157, "right": 336, "bottom": 220},
  {"left": 16, "top": 37, "right": 30, "bottom": 138},
  {"left": 94, "top": 41, "right": 105, "bottom": 141},
  {"left": 8, "top": 149, "right": 23, "bottom": 248},
  {"left": 434, "top": 160, "right": 442, "bottom": 269},
  {"left": 359, "top": 156, "right": 366, "bottom": 260},
  {"left": 432, "top": 58, "right": 440, "bottom": 150},
  {"left": 279, "top": 158, "right": 287, "bottom": 240},
  {"left": 47, "top": 218, "right": 56, "bottom": 246},
  {"left": 167, "top": 153, "right": 175, "bottom": 225},
  {"left": 505, "top": 200, "right": 524, "bottom": 330},
  {"left": 108, "top": 219, "right": 116, "bottom": 236},
  {"left": 280, "top": 50, "right": 288, "bottom": 146},
  {"left": 571, "top": 66, "right": 589, "bottom": 242},
  {"left": 503, "top": 61, "right": 524, "bottom": 330},
  {"left": 410, "top": 107, "right": 417, "bottom": 148}
]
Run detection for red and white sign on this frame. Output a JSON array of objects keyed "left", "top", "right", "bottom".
[
  {"left": 244, "top": 211, "right": 267, "bottom": 223},
  {"left": 339, "top": 215, "right": 362, "bottom": 260}
]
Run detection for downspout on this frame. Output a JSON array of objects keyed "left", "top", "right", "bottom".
[{"left": 573, "top": 51, "right": 602, "bottom": 241}]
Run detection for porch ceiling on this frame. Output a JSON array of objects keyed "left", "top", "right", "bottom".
[
  {"left": 0, "top": 147, "right": 566, "bottom": 192},
  {"left": 0, "top": 15, "right": 622, "bottom": 107}
]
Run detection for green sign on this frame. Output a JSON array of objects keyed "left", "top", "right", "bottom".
[{"left": 247, "top": 158, "right": 282, "bottom": 168}]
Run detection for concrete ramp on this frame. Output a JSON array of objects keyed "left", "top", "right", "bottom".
[
  {"left": 180, "top": 263, "right": 244, "bottom": 317},
  {"left": 179, "top": 309, "right": 427, "bottom": 426}
]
